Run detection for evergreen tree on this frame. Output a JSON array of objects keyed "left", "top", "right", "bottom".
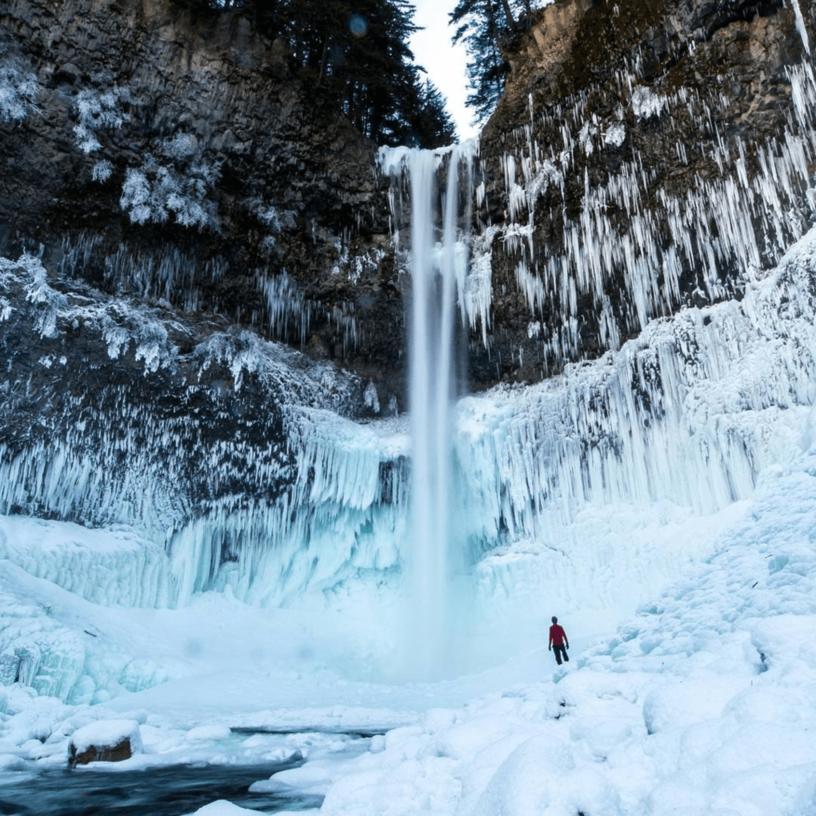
[
  {"left": 450, "top": 0, "right": 531, "bottom": 125},
  {"left": 180, "top": 0, "right": 454, "bottom": 148},
  {"left": 410, "top": 79, "right": 457, "bottom": 148}
]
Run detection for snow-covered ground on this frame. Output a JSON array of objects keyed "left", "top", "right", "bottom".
[
  {"left": 1, "top": 435, "right": 814, "bottom": 814},
  {"left": 314, "top": 442, "right": 816, "bottom": 815}
]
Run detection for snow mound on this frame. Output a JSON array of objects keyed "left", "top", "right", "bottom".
[
  {"left": 186, "top": 802, "right": 263, "bottom": 815},
  {"left": 318, "top": 445, "right": 816, "bottom": 815},
  {"left": 0, "top": 516, "right": 173, "bottom": 607}
]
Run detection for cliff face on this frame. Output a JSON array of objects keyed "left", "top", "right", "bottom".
[
  {"left": 0, "top": 0, "right": 404, "bottom": 583},
  {"left": 472, "top": 0, "right": 815, "bottom": 385},
  {"left": 0, "top": 0, "right": 403, "bottom": 401},
  {"left": 1, "top": 0, "right": 815, "bottom": 400}
]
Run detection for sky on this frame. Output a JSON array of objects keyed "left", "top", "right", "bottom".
[{"left": 411, "top": 0, "right": 477, "bottom": 139}]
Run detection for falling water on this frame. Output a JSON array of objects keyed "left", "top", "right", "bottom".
[{"left": 380, "top": 143, "right": 475, "bottom": 675}]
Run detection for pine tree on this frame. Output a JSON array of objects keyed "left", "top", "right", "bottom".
[
  {"left": 450, "top": 0, "right": 530, "bottom": 125},
  {"left": 179, "top": 0, "right": 453, "bottom": 148},
  {"left": 410, "top": 79, "right": 457, "bottom": 148}
]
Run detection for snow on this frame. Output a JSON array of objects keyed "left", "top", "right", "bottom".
[
  {"left": 186, "top": 802, "right": 263, "bottom": 815},
  {"left": 120, "top": 159, "right": 218, "bottom": 229},
  {"left": 0, "top": 53, "right": 38, "bottom": 123},
  {"left": 70, "top": 718, "right": 142, "bottom": 754},
  {"left": 73, "top": 88, "right": 127, "bottom": 154},
  {"left": 3, "top": 225, "right": 816, "bottom": 703},
  {"left": 631, "top": 85, "right": 667, "bottom": 120},
  {"left": 91, "top": 159, "right": 113, "bottom": 182},
  {"left": 1, "top": 406, "right": 815, "bottom": 813},
  {"left": 604, "top": 122, "right": 626, "bottom": 147},
  {"left": 161, "top": 132, "right": 200, "bottom": 160},
  {"left": 315, "top": 444, "right": 816, "bottom": 815},
  {"left": 0, "top": 516, "right": 173, "bottom": 607}
]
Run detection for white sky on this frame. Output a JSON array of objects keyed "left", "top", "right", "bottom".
[{"left": 411, "top": 0, "right": 477, "bottom": 139}]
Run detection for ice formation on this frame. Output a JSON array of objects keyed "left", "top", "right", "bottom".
[
  {"left": 4, "top": 203, "right": 816, "bottom": 702},
  {"left": 119, "top": 159, "right": 219, "bottom": 229},
  {"left": 0, "top": 253, "right": 405, "bottom": 624},
  {"left": 0, "top": 52, "right": 38, "bottom": 123},
  {"left": 72, "top": 87, "right": 127, "bottom": 154},
  {"left": 469, "top": 58, "right": 816, "bottom": 374}
]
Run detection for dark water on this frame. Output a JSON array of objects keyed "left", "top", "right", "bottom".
[
  {"left": 0, "top": 758, "right": 321, "bottom": 816},
  {"left": 230, "top": 725, "right": 388, "bottom": 739}
]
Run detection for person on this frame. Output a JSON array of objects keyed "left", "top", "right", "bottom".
[{"left": 548, "top": 616, "right": 569, "bottom": 665}]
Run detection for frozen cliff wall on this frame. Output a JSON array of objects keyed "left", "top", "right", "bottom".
[
  {"left": 0, "top": 0, "right": 815, "bottom": 622},
  {"left": 4, "top": 0, "right": 814, "bottom": 395},
  {"left": 0, "top": 254, "right": 407, "bottom": 605},
  {"left": 471, "top": 0, "right": 816, "bottom": 386},
  {"left": 0, "top": 0, "right": 403, "bottom": 400}
]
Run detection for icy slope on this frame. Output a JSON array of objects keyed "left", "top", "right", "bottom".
[
  {"left": 0, "top": 254, "right": 406, "bottom": 605},
  {"left": 317, "top": 441, "right": 816, "bottom": 816},
  {"left": 0, "top": 516, "right": 172, "bottom": 607}
]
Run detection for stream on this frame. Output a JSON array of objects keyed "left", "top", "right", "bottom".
[{"left": 0, "top": 757, "right": 319, "bottom": 815}]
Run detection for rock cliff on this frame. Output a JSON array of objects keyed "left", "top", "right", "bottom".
[
  {"left": 0, "top": 0, "right": 402, "bottom": 400},
  {"left": 472, "top": 0, "right": 815, "bottom": 384},
  {"left": 2, "top": 0, "right": 814, "bottom": 396}
]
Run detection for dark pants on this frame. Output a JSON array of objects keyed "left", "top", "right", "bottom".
[{"left": 553, "top": 645, "right": 569, "bottom": 665}]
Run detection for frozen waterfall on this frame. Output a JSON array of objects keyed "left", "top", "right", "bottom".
[{"left": 381, "top": 143, "right": 475, "bottom": 675}]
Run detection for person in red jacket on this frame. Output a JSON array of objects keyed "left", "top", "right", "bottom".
[{"left": 548, "top": 616, "right": 570, "bottom": 665}]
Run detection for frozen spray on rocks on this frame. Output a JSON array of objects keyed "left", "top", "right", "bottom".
[{"left": 380, "top": 142, "right": 477, "bottom": 677}]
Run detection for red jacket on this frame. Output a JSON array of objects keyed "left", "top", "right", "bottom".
[{"left": 549, "top": 624, "right": 568, "bottom": 648}]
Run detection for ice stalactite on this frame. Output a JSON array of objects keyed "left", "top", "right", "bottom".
[
  {"left": 790, "top": 0, "right": 811, "bottom": 56},
  {"left": 0, "top": 254, "right": 407, "bottom": 612},
  {"left": 472, "top": 54, "right": 816, "bottom": 374},
  {"left": 455, "top": 227, "right": 816, "bottom": 566},
  {"left": 169, "top": 409, "right": 409, "bottom": 607}
]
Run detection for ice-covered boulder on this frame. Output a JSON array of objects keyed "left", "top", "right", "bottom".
[{"left": 68, "top": 719, "right": 142, "bottom": 766}]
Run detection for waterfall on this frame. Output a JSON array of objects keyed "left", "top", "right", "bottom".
[{"left": 380, "top": 143, "right": 475, "bottom": 675}]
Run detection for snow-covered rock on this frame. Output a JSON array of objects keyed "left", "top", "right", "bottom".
[{"left": 68, "top": 718, "right": 142, "bottom": 765}]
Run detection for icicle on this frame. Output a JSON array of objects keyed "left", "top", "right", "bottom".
[{"left": 790, "top": 0, "right": 811, "bottom": 55}]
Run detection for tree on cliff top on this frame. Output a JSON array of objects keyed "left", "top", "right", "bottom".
[
  {"left": 450, "top": 0, "right": 532, "bottom": 125},
  {"left": 412, "top": 79, "right": 457, "bottom": 149},
  {"left": 182, "top": 0, "right": 456, "bottom": 148}
]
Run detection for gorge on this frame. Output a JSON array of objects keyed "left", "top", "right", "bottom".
[{"left": 1, "top": 0, "right": 816, "bottom": 814}]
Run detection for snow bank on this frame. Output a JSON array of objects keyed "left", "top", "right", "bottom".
[
  {"left": 186, "top": 802, "right": 262, "bottom": 815},
  {"left": 0, "top": 556, "right": 180, "bottom": 704},
  {"left": 317, "top": 445, "right": 816, "bottom": 815},
  {"left": 0, "top": 516, "right": 174, "bottom": 607}
]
